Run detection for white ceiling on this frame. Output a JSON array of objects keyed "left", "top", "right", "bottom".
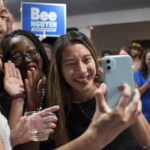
[{"left": 5, "top": 0, "right": 150, "bottom": 21}]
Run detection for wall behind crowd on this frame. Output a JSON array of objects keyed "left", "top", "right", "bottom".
[{"left": 91, "top": 21, "right": 150, "bottom": 55}]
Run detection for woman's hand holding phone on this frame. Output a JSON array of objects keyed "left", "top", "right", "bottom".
[{"left": 87, "top": 83, "right": 141, "bottom": 149}]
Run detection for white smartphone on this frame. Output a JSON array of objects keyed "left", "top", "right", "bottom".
[{"left": 102, "top": 55, "right": 134, "bottom": 108}]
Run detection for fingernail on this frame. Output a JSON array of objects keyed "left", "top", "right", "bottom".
[{"left": 100, "top": 83, "right": 105, "bottom": 89}]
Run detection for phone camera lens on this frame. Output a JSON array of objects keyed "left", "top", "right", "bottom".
[
  {"left": 106, "top": 59, "right": 110, "bottom": 64},
  {"left": 107, "top": 66, "right": 111, "bottom": 70}
]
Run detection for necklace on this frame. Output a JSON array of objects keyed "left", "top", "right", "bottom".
[
  {"left": 36, "top": 76, "right": 46, "bottom": 111},
  {"left": 36, "top": 87, "right": 45, "bottom": 111},
  {"left": 78, "top": 104, "right": 92, "bottom": 121}
]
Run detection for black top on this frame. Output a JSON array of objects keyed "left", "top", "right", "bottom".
[
  {"left": 0, "top": 93, "right": 12, "bottom": 118},
  {"left": 66, "top": 98, "right": 145, "bottom": 150}
]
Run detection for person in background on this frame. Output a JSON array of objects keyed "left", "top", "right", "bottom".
[
  {"left": 128, "top": 42, "right": 144, "bottom": 72},
  {"left": 134, "top": 48, "right": 150, "bottom": 124},
  {"left": 0, "top": 0, "right": 11, "bottom": 114},
  {"left": 47, "top": 31, "right": 150, "bottom": 150},
  {"left": 0, "top": 0, "right": 14, "bottom": 76},
  {"left": 118, "top": 47, "right": 139, "bottom": 72},
  {"left": 42, "top": 42, "right": 53, "bottom": 60},
  {"left": 97, "top": 56, "right": 104, "bottom": 76},
  {"left": 95, "top": 56, "right": 104, "bottom": 85},
  {"left": 41, "top": 36, "right": 58, "bottom": 61},
  {"left": 101, "top": 49, "right": 113, "bottom": 57},
  {"left": 119, "top": 46, "right": 129, "bottom": 55},
  {"left": 0, "top": 1, "right": 7, "bottom": 42},
  {"left": 5, "top": 11, "right": 14, "bottom": 34}
]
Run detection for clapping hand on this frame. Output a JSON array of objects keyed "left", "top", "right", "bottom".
[
  {"left": 25, "top": 68, "right": 43, "bottom": 111},
  {"left": 3, "top": 61, "right": 25, "bottom": 96}
]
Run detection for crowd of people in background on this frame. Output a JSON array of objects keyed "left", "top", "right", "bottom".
[
  {"left": 0, "top": 0, "right": 150, "bottom": 150},
  {"left": 100, "top": 41, "right": 150, "bottom": 129}
]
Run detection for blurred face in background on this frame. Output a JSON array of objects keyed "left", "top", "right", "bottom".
[
  {"left": 43, "top": 45, "right": 52, "bottom": 60},
  {"left": 130, "top": 48, "right": 141, "bottom": 58},
  {"left": 0, "top": 0, "right": 4, "bottom": 13},
  {"left": 145, "top": 52, "right": 150, "bottom": 69},
  {"left": 0, "top": 0, "right": 7, "bottom": 71},
  {"left": 119, "top": 50, "right": 128, "bottom": 55},
  {"left": 0, "top": 0, "right": 7, "bottom": 42}
]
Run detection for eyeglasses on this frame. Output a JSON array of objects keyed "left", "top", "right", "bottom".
[{"left": 10, "top": 49, "right": 39, "bottom": 65}]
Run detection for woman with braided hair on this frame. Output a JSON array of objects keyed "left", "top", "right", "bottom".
[{"left": 0, "top": 29, "right": 55, "bottom": 150}]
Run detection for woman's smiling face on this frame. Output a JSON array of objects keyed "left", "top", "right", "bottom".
[
  {"left": 8, "top": 35, "right": 43, "bottom": 79},
  {"left": 61, "top": 43, "right": 96, "bottom": 96}
]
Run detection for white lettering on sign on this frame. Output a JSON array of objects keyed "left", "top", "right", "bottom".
[
  {"left": 31, "top": 7, "right": 57, "bottom": 21},
  {"left": 31, "top": 7, "right": 40, "bottom": 20},
  {"left": 30, "top": 7, "right": 57, "bottom": 33},
  {"left": 31, "top": 21, "right": 57, "bottom": 28}
]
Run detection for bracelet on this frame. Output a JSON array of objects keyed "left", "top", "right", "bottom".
[{"left": 11, "top": 92, "right": 26, "bottom": 100}]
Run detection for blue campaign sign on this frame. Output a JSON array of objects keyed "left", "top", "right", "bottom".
[{"left": 21, "top": 2, "right": 66, "bottom": 37}]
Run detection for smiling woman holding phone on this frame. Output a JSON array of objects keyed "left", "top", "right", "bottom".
[{"left": 47, "top": 30, "right": 150, "bottom": 150}]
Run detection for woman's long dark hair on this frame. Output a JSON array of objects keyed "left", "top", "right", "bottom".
[
  {"left": 47, "top": 30, "right": 98, "bottom": 133},
  {"left": 140, "top": 48, "right": 150, "bottom": 77}
]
